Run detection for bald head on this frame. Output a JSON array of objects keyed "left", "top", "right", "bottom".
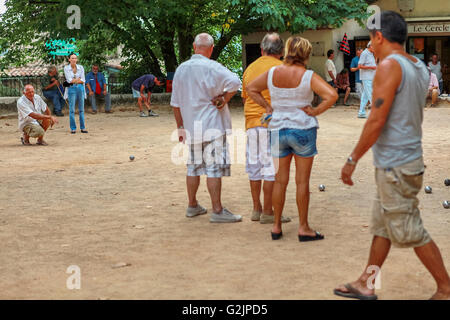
[
  {"left": 261, "top": 33, "right": 284, "bottom": 57},
  {"left": 23, "top": 84, "right": 35, "bottom": 101},
  {"left": 193, "top": 33, "right": 215, "bottom": 58}
]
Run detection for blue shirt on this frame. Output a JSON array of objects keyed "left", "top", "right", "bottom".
[
  {"left": 85, "top": 71, "right": 107, "bottom": 92},
  {"left": 132, "top": 74, "right": 155, "bottom": 92},
  {"left": 350, "top": 56, "right": 360, "bottom": 83}
]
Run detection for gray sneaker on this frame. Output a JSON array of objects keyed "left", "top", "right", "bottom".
[
  {"left": 210, "top": 208, "right": 242, "bottom": 223},
  {"left": 260, "top": 214, "right": 291, "bottom": 224},
  {"left": 186, "top": 204, "right": 207, "bottom": 218},
  {"left": 148, "top": 110, "right": 159, "bottom": 117},
  {"left": 140, "top": 111, "right": 148, "bottom": 117},
  {"left": 251, "top": 210, "right": 261, "bottom": 221}
]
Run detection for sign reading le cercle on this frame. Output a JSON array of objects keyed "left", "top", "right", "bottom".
[{"left": 408, "top": 23, "right": 450, "bottom": 34}]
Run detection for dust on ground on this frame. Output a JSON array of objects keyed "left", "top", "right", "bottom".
[{"left": 0, "top": 104, "right": 449, "bottom": 299}]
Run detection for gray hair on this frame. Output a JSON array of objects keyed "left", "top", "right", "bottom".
[
  {"left": 194, "top": 33, "right": 214, "bottom": 48},
  {"left": 23, "top": 84, "right": 34, "bottom": 92},
  {"left": 260, "top": 33, "right": 284, "bottom": 55},
  {"left": 48, "top": 65, "right": 57, "bottom": 73}
]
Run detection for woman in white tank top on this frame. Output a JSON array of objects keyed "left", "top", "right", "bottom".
[{"left": 247, "top": 36, "right": 338, "bottom": 241}]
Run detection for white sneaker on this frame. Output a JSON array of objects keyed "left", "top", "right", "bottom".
[
  {"left": 140, "top": 111, "right": 148, "bottom": 117},
  {"left": 186, "top": 204, "right": 207, "bottom": 218},
  {"left": 148, "top": 110, "right": 159, "bottom": 117},
  {"left": 210, "top": 208, "right": 242, "bottom": 223}
]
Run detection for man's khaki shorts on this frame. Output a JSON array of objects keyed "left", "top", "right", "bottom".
[
  {"left": 371, "top": 157, "right": 432, "bottom": 248},
  {"left": 23, "top": 122, "right": 44, "bottom": 138}
]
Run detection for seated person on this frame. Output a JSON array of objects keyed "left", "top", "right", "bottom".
[
  {"left": 131, "top": 74, "right": 165, "bottom": 117},
  {"left": 428, "top": 67, "right": 440, "bottom": 107},
  {"left": 85, "top": 65, "right": 112, "bottom": 114},
  {"left": 336, "top": 68, "right": 351, "bottom": 106},
  {"left": 17, "top": 84, "right": 58, "bottom": 146},
  {"left": 40, "top": 66, "right": 65, "bottom": 116}
]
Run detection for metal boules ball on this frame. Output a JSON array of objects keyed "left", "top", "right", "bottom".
[
  {"left": 424, "top": 186, "right": 432, "bottom": 194},
  {"left": 443, "top": 201, "right": 450, "bottom": 209},
  {"left": 129, "top": 155, "right": 135, "bottom": 161},
  {"left": 319, "top": 185, "right": 325, "bottom": 192},
  {"left": 445, "top": 179, "right": 450, "bottom": 186}
]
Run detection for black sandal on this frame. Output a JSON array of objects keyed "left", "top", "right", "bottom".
[
  {"left": 81, "top": 130, "right": 88, "bottom": 133},
  {"left": 271, "top": 231, "right": 283, "bottom": 240},
  {"left": 71, "top": 130, "right": 76, "bottom": 134},
  {"left": 298, "top": 231, "right": 324, "bottom": 242}
]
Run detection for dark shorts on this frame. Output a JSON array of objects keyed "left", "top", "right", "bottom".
[
  {"left": 338, "top": 87, "right": 349, "bottom": 94},
  {"left": 328, "top": 80, "right": 336, "bottom": 88}
]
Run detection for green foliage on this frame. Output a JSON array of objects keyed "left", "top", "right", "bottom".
[{"left": 0, "top": 0, "right": 370, "bottom": 78}]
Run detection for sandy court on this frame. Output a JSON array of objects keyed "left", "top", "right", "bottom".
[{"left": 0, "top": 104, "right": 449, "bottom": 300}]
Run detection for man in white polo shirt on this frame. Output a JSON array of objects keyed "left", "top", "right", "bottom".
[
  {"left": 358, "top": 42, "right": 377, "bottom": 118},
  {"left": 17, "top": 84, "right": 58, "bottom": 146},
  {"left": 171, "top": 33, "right": 242, "bottom": 223}
]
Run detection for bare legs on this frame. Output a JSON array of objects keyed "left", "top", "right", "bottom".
[
  {"left": 415, "top": 241, "right": 450, "bottom": 300},
  {"left": 294, "top": 155, "right": 316, "bottom": 237},
  {"left": 271, "top": 154, "right": 315, "bottom": 235},
  {"left": 137, "top": 96, "right": 151, "bottom": 112},
  {"left": 271, "top": 155, "right": 292, "bottom": 234},
  {"left": 250, "top": 180, "right": 274, "bottom": 215},
  {"left": 186, "top": 176, "right": 223, "bottom": 213},
  {"left": 186, "top": 176, "right": 200, "bottom": 208},
  {"left": 343, "top": 86, "right": 351, "bottom": 104},
  {"left": 335, "top": 236, "right": 450, "bottom": 299},
  {"left": 206, "top": 177, "right": 223, "bottom": 213}
]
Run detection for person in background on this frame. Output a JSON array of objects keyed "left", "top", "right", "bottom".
[
  {"left": 428, "top": 53, "right": 443, "bottom": 95},
  {"left": 336, "top": 68, "right": 351, "bottom": 106},
  {"left": 241, "top": 32, "right": 291, "bottom": 225},
  {"left": 247, "top": 36, "right": 338, "bottom": 241},
  {"left": 357, "top": 42, "right": 377, "bottom": 118},
  {"left": 17, "top": 84, "right": 58, "bottom": 146},
  {"left": 171, "top": 33, "right": 242, "bottom": 223},
  {"left": 325, "top": 49, "right": 337, "bottom": 88},
  {"left": 41, "top": 66, "right": 65, "bottom": 117},
  {"left": 131, "top": 74, "right": 164, "bottom": 117},
  {"left": 64, "top": 53, "right": 88, "bottom": 134},
  {"left": 85, "top": 65, "right": 112, "bottom": 114},
  {"left": 350, "top": 47, "right": 363, "bottom": 99},
  {"left": 335, "top": 11, "right": 450, "bottom": 301},
  {"left": 428, "top": 67, "right": 440, "bottom": 107}
]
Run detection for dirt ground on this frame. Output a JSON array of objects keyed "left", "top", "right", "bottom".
[{"left": 0, "top": 103, "right": 449, "bottom": 300}]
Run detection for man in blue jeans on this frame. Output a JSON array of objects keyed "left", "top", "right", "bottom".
[
  {"left": 358, "top": 42, "right": 377, "bottom": 118},
  {"left": 41, "top": 66, "right": 65, "bottom": 117},
  {"left": 85, "top": 65, "right": 112, "bottom": 114}
]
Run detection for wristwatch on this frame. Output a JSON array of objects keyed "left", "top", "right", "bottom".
[
  {"left": 347, "top": 156, "right": 357, "bottom": 166},
  {"left": 178, "top": 125, "right": 184, "bottom": 129}
]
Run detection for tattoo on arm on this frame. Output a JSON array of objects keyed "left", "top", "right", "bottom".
[{"left": 374, "top": 98, "right": 384, "bottom": 108}]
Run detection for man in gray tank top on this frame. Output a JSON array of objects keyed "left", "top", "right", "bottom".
[{"left": 334, "top": 11, "right": 450, "bottom": 300}]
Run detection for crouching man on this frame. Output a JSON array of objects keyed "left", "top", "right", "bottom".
[{"left": 17, "top": 84, "right": 58, "bottom": 146}]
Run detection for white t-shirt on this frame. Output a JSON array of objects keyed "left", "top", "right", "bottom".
[
  {"left": 170, "top": 54, "right": 241, "bottom": 145},
  {"left": 325, "top": 59, "right": 336, "bottom": 82},
  {"left": 428, "top": 61, "right": 442, "bottom": 81},
  {"left": 63, "top": 64, "right": 86, "bottom": 99},
  {"left": 359, "top": 49, "right": 377, "bottom": 81},
  {"left": 17, "top": 94, "right": 47, "bottom": 131}
]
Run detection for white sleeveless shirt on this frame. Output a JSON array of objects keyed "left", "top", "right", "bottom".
[{"left": 267, "top": 66, "right": 318, "bottom": 131}]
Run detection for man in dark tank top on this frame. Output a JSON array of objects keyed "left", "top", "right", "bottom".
[{"left": 335, "top": 11, "right": 450, "bottom": 300}]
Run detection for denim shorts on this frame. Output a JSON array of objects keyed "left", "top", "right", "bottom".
[{"left": 270, "top": 127, "right": 318, "bottom": 158}]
